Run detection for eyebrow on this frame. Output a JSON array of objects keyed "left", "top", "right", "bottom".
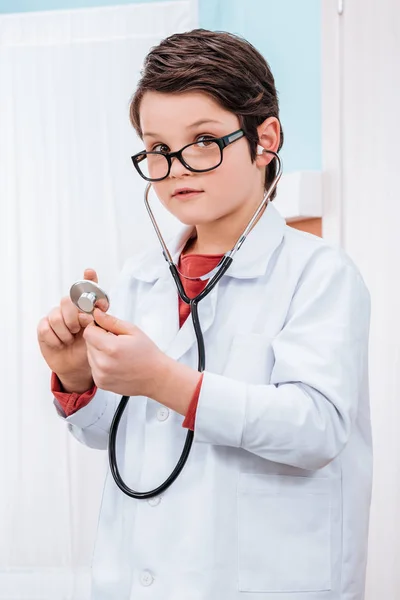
[{"left": 143, "top": 119, "right": 223, "bottom": 139}]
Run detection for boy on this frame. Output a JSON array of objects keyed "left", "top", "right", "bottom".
[{"left": 38, "top": 29, "right": 372, "bottom": 600}]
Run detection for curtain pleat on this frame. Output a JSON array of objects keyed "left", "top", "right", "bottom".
[{"left": 0, "top": 2, "right": 195, "bottom": 598}]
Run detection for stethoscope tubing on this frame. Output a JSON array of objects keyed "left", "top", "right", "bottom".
[{"left": 108, "top": 151, "right": 282, "bottom": 499}]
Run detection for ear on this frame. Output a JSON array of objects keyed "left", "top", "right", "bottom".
[{"left": 255, "top": 117, "right": 281, "bottom": 167}]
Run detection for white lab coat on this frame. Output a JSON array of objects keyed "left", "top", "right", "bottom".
[{"left": 60, "top": 203, "right": 372, "bottom": 600}]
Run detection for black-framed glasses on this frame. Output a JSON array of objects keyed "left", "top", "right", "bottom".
[{"left": 131, "top": 129, "right": 245, "bottom": 182}]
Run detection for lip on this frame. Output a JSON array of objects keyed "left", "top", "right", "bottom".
[{"left": 172, "top": 188, "right": 204, "bottom": 198}]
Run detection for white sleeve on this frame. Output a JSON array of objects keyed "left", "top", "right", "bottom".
[
  {"left": 54, "top": 388, "right": 118, "bottom": 450},
  {"left": 194, "top": 251, "right": 371, "bottom": 471}
]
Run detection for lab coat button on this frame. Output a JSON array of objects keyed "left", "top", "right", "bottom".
[
  {"left": 148, "top": 496, "right": 162, "bottom": 507},
  {"left": 140, "top": 570, "right": 154, "bottom": 586},
  {"left": 157, "top": 407, "right": 169, "bottom": 421}
]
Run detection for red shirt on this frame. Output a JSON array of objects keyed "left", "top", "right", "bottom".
[{"left": 52, "top": 252, "right": 223, "bottom": 430}]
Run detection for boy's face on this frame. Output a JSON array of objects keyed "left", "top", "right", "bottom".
[{"left": 139, "top": 91, "right": 268, "bottom": 227}]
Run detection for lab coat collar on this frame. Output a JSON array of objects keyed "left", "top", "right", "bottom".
[{"left": 128, "top": 202, "right": 285, "bottom": 283}]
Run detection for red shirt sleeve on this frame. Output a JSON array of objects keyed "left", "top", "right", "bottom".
[
  {"left": 182, "top": 372, "right": 204, "bottom": 431},
  {"left": 51, "top": 372, "right": 97, "bottom": 417}
]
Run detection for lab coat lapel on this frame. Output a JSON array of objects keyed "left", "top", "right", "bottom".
[
  {"left": 136, "top": 275, "right": 180, "bottom": 353},
  {"left": 136, "top": 270, "right": 219, "bottom": 364},
  {"left": 129, "top": 224, "right": 195, "bottom": 353},
  {"left": 166, "top": 282, "right": 219, "bottom": 362}
]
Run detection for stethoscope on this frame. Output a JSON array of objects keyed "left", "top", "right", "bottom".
[{"left": 70, "top": 150, "right": 282, "bottom": 499}]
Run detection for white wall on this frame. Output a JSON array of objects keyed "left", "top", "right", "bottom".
[{"left": 322, "top": 1, "right": 400, "bottom": 597}]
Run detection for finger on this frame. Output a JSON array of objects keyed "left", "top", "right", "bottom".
[
  {"left": 82, "top": 269, "right": 109, "bottom": 311},
  {"left": 83, "top": 320, "right": 116, "bottom": 352},
  {"left": 60, "top": 296, "right": 81, "bottom": 334},
  {"left": 93, "top": 308, "right": 134, "bottom": 335},
  {"left": 48, "top": 307, "right": 75, "bottom": 345},
  {"left": 94, "top": 297, "right": 109, "bottom": 312},
  {"left": 37, "top": 317, "right": 65, "bottom": 350},
  {"left": 78, "top": 312, "right": 95, "bottom": 329},
  {"left": 83, "top": 268, "right": 98, "bottom": 284}
]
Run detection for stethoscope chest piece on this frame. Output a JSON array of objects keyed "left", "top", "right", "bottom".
[{"left": 70, "top": 280, "right": 109, "bottom": 314}]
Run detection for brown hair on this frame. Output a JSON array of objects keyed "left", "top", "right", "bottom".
[{"left": 130, "top": 29, "right": 283, "bottom": 199}]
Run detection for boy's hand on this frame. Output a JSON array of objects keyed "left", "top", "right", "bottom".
[
  {"left": 37, "top": 268, "right": 105, "bottom": 393},
  {"left": 83, "top": 308, "right": 167, "bottom": 399}
]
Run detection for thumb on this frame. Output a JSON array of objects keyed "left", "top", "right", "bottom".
[
  {"left": 93, "top": 308, "right": 135, "bottom": 335},
  {"left": 83, "top": 268, "right": 98, "bottom": 284},
  {"left": 82, "top": 268, "right": 108, "bottom": 311}
]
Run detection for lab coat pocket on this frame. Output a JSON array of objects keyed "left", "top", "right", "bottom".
[
  {"left": 237, "top": 473, "right": 332, "bottom": 593},
  {"left": 224, "top": 333, "right": 275, "bottom": 384}
]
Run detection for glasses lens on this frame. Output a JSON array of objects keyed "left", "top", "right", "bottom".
[
  {"left": 135, "top": 152, "right": 169, "bottom": 181},
  {"left": 181, "top": 140, "right": 222, "bottom": 171}
]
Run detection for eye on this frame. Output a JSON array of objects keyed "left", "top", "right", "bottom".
[
  {"left": 151, "top": 143, "right": 169, "bottom": 153},
  {"left": 195, "top": 135, "right": 216, "bottom": 148}
]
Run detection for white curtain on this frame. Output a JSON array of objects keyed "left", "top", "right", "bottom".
[{"left": 0, "top": 2, "right": 197, "bottom": 598}]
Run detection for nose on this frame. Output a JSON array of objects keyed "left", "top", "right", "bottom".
[{"left": 169, "top": 156, "right": 191, "bottom": 178}]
